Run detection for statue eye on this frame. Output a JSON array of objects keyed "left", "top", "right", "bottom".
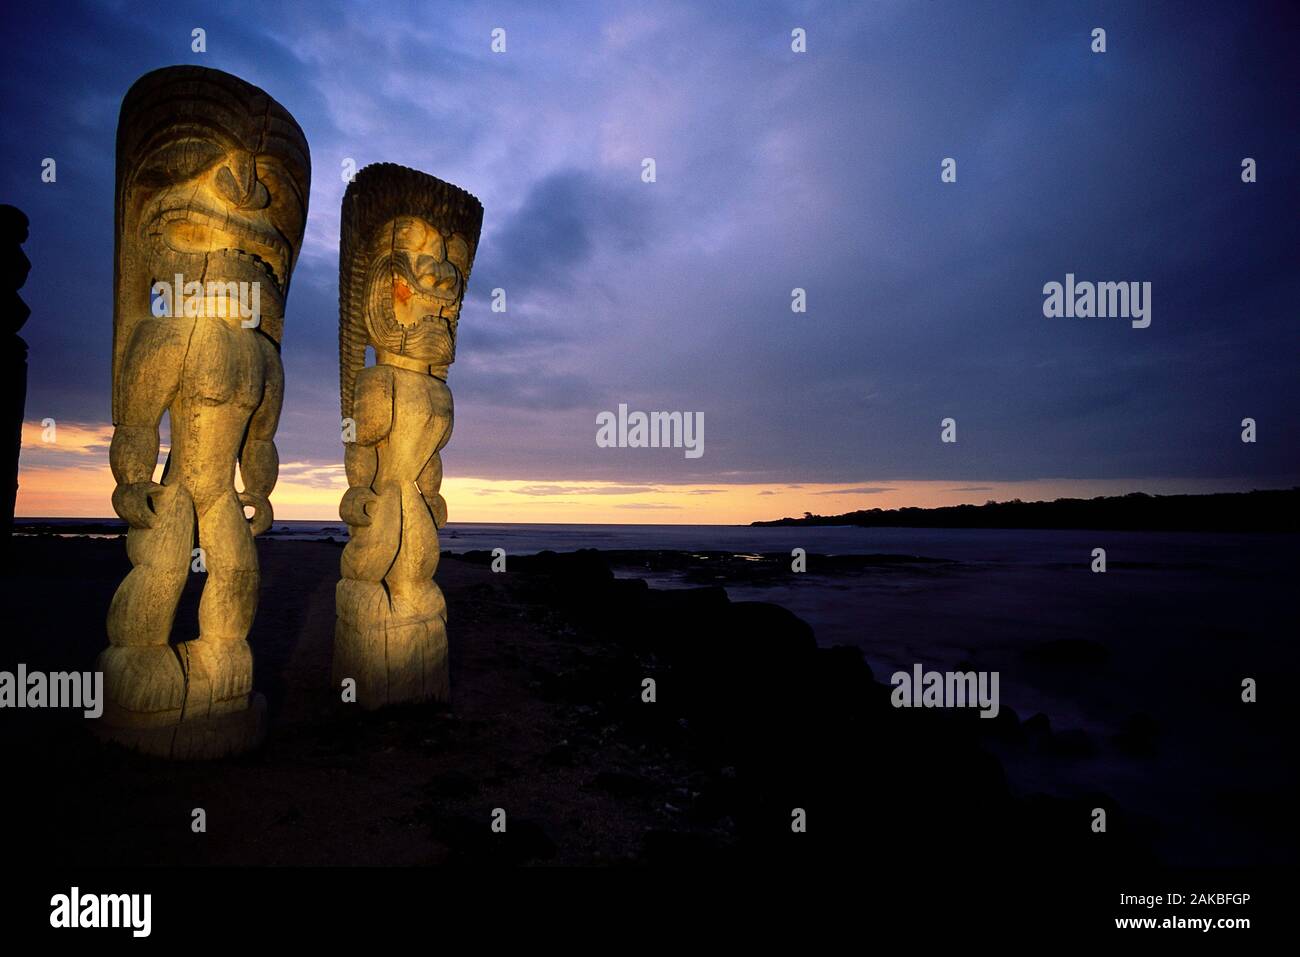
[
  {"left": 136, "top": 139, "right": 225, "bottom": 187},
  {"left": 446, "top": 234, "right": 471, "bottom": 272}
]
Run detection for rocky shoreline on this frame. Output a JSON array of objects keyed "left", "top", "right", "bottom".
[{"left": 1, "top": 536, "right": 1156, "bottom": 869}]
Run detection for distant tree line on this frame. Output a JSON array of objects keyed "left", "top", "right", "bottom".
[{"left": 752, "top": 488, "right": 1299, "bottom": 532}]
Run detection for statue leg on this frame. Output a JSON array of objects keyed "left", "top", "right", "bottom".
[
  {"left": 392, "top": 577, "right": 450, "bottom": 705},
  {"left": 341, "top": 485, "right": 449, "bottom": 708},
  {"left": 100, "top": 483, "right": 192, "bottom": 724},
  {"left": 389, "top": 484, "right": 450, "bottom": 704},
  {"left": 336, "top": 487, "right": 407, "bottom": 708},
  {"left": 179, "top": 488, "right": 257, "bottom": 721}
]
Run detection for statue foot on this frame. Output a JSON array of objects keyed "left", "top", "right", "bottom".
[
  {"left": 96, "top": 645, "right": 186, "bottom": 725},
  {"left": 93, "top": 693, "right": 266, "bottom": 760},
  {"left": 335, "top": 579, "right": 449, "bottom": 709},
  {"left": 178, "top": 638, "right": 254, "bottom": 721}
]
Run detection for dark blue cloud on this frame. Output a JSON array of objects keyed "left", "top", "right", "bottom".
[{"left": 2, "top": 0, "right": 1296, "bottom": 488}]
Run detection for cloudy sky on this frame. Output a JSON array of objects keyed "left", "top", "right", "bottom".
[{"left": 3, "top": 0, "right": 1297, "bottom": 522}]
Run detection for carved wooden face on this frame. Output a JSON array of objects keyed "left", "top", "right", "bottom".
[
  {"left": 365, "top": 215, "right": 472, "bottom": 366},
  {"left": 122, "top": 97, "right": 309, "bottom": 335}
]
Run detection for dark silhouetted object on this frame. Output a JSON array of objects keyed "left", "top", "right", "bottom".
[
  {"left": 755, "top": 488, "right": 1300, "bottom": 533},
  {"left": 1, "top": 205, "right": 30, "bottom": 564}
]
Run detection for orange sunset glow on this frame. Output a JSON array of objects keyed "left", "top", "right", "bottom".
[{"left": 16, "top": 419, "right": 1259, "bottom": 525}]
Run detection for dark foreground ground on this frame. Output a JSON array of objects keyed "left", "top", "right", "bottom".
[{"left": 0, "top": 535, "right": 1286, "bottom": 876}]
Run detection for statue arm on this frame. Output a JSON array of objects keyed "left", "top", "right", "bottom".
[
  {"left": 339, "top": 366, "right": 394, "bottom": 528},
  {"left": 238, "top": 339, "right": 283, "bottom": 536},
  {"left": 417, "top": 452, "right": 447, "bottom": 528},
  {"left": 416, "top": 381, "right": 453, "bottom": 527},
  {"left": 109, "top": 318, "right": 185, "bottom": 528}
]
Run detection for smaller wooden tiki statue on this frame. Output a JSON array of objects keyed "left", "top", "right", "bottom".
[{"left": 335, "top": 163, "right": 482, "bottom": 709}]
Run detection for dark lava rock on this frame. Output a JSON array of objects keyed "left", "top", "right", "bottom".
[
  {"left": 1049, "top": 729, "right": 1098, "bottom": 760},
  {"left": 1113, "top": 713, "right": 1159, "bottom": 757},
  {"left": 1023, "top": 638, "right": 1110, "bottom": 667},
  {"left": 1023, "top": 712, "right": 1052, "bottom": 742},
  {"left": 979, "top": 705, "right": 1024, "bottom": 744}
]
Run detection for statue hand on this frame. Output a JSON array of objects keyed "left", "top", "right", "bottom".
[
  {"left": 239, "top": 491, "right": 274, "bottom": 536},
  {"left": 112, "top": 482, "right": 164, "bottom": 529},
  {"left": 340, "top": 486, "right": 378, "bottom": 527},
  {"left": 426, "top": 492, "right": 448, "bottom": 528}
]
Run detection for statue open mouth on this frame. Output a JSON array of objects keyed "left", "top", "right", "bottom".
[
  {"left": 150, "top": 206, "right": 292, "bottom": 296},
  {"left": 390, "top": 265, "right": 461, "bottom": 330},
  {"left": 416, "top": 312, "right": 457, "bottom": 352}
]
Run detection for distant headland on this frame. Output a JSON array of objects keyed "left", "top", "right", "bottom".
[{"left": 752, "top": 488, "right": 1300, "bottom": 532}]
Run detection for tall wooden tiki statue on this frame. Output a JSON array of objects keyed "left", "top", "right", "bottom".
[
  {"left": 335, "top": 163, "right": 482, "bottom": 709},
  {"left": 101, "top": 66, "right": 310, "bottom": 757}
]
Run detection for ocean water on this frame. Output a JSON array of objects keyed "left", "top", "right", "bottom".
[
  {"left": 252, "top": 519, "right": 1290, "bottom": 569},
  {"left": 23, "top": 517, "right": 1289, "bottom": 565}
]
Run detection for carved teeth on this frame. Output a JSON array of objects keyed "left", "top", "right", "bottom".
[
  {"left": 153, "top": 208, "right": 290, "bottom": 294},
  {"left": 225, "top": 249, "right": 283, "bottom": 291}
]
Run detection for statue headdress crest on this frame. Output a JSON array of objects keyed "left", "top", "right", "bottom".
[{"left": 339, "top": 163, "right": 482, "bottom": 421}]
